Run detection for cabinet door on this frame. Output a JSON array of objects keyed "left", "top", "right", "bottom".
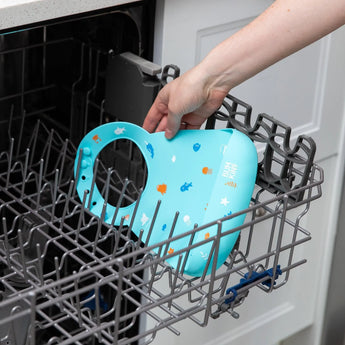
[{"left": 152, "top": 1, "right": 345, "bottom": 344}]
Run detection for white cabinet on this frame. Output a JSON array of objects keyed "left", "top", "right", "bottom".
[{"left": 152, "top": 1, "right": 345, "bottom": 344}]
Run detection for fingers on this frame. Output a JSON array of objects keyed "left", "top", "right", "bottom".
[
  {"left": 142, "top": 85, "right": 170, "bottom": 133},
  {"left": 155, "top": 115, "right": 168, "bottom": 133},
  {"left": 142, "top": 103, "right": 163, "bottom": 133},
  {"left": 185, "top": 122, "right": 201, "bottom": 130},
  {"left": 155, "top": 114, "right": 201, "bottom": 135},
  {"left": 143, "top": 81, "right": 184, "bottom": 138},
  {"left": 165, "top": 110, "right": 182, "bottom": 139},
  {"left": 143, "top": 73, "right": 210, "bottom": 138}
]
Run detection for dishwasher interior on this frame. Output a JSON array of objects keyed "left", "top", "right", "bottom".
[{"left": 0, "top": 4, "right": 323, "bottom": 345}]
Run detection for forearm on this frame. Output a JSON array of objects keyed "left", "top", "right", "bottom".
[
  {"left": 199, "top": 0, "right": 345, "bottom": 93},
  {"left": 143, "top": 0, "right": 345, "bottom": 138}
]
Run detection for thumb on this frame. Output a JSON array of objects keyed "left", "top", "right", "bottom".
[{"left": 165, "top": 111, "right": 182, "bottom": 139}]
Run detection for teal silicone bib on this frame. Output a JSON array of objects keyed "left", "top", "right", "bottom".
[{"left": 74, "top": 122, "right": 257, "bottom": 276}]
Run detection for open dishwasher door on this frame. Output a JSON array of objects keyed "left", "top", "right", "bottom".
[
  {"left": 0, "top": 0, "right": 343, "bottom": 344},
  {"left": 150, "top": 1, "right": 345, "bottom": 345}
]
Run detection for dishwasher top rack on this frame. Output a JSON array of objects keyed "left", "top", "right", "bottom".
[
  {"left": 0, "top": 21, "right": 322, "bottom": 345},
  {"left": 0, "top": 92, "right": 323, "bottom": 345}
]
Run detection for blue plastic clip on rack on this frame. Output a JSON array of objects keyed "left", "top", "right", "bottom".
[{"left": 225, "top": 265, "right": 283, "bottom": 304}]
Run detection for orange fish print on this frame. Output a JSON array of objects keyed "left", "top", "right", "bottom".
[
  {"left": 92, "top": 134, "right": 102, "bottom": 144},
  {"left": 168, "top": 248, "right": 174, "bottom": 255},
  {"left": 157, "top": 183, "right": 167, "bottom": 195},
  {"left": 205, "top": 232, "right": 210, "bottom": 240},
  {"left": 202, "top": 167, "right": 213, "bottom": 175}
]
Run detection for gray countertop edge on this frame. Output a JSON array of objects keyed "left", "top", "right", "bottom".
[{"left": 0, "top": 0, "right": 139, "bottom": 31}]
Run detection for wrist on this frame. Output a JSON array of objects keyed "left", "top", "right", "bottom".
[{"left": 195, "top": 48, "right": 239, "bottom": 98}]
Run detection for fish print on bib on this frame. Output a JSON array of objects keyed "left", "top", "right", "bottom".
[{"left": 74, "top": 122, "right": 257, "bottom": 276}]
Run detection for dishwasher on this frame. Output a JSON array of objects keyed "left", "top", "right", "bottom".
[{"left": 0, "top": 3, "right": 324, "bottom": 345}]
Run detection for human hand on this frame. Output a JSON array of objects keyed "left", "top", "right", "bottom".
[
  {"left": 143, "top": 0, "right": 345, "bottom": 140},
  {"left": 142, "top": 67, "right": 228, "bottom": 139}
]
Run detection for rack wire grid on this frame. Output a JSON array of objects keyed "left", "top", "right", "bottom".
[{"left": 0, "top": 28, "right": 323, "bottom": 345}]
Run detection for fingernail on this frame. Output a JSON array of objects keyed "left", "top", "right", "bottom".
[{"left": 165, "top": 129, "right": 173, "bottom": 139}]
